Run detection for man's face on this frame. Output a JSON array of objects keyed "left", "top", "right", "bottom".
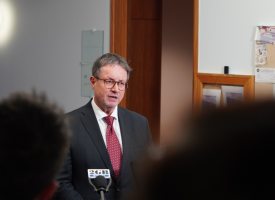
[{"left": 90, "top": 64, "right": 127, "bottom": 115}]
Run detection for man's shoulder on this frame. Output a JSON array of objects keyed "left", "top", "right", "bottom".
[
  {"left": 118, "top": 106, "right": 147, "bottom": 120},
  {"left": 66, "top": 101, "right": 92, "bottom": 116}
]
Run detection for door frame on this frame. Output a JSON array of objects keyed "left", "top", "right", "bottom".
[{"left": 110, "top": 0, "right": 128, "bottom": 108}]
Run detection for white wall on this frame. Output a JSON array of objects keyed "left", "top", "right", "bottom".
[
  {"left": 198, "top": 0, "right": 275, "bottom": 75},
  {"left": 0, "top": 0, "right": 110, "bottom": 112}
]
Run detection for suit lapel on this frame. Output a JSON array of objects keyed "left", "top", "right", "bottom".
[
  {"left": 117, "top": 107, "right": 131, "bottom": 182},
  {"left": 79, "top": 100, "right": 116, "bottom": 179}
]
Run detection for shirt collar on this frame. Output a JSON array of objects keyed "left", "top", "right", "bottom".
[{"left": 91, "top": 98, "right": 118, "bottom": 120}]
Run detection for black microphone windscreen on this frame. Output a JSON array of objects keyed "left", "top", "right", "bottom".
[{"left": 94, "top": 175, "right": 107, "bottom": 188}]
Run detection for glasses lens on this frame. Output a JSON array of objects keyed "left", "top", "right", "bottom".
[
  {"left": 104, "top": 80, "right": 114, "bottom": 88},
  {"left": 118, "top": 82, "right": 126, "bottom": 90},
  {"left": 103, "top": 79, "right": 128, "bottom": 91}
]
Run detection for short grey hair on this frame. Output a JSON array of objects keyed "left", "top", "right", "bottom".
[{"left": 92, "top": 53, "right": 132, "bottom": 81}]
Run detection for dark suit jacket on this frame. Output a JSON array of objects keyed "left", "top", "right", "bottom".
[{"left": 53, "top": 99, "right": 152, "bottom": 200}]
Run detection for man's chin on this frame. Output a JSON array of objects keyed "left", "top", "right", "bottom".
[{"left": 106, "top": 101, "right": 120, "bottom": 108}]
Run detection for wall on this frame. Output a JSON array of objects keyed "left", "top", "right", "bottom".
[
  {"left": 198, "top": 0, "right": 275, "bottom": 75},
  {"left": 0, "top": 0, "right": 110, "bottom": 112},
  {"left": 161, "top": 0, "right": 193, "bottom": 146}
]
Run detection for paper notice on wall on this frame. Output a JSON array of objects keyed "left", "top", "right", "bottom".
[
  {"left": 202, "top": 89, "right": 221, "bottom": 108},
  {"left": 255, "top": 68, "right": 275, "bottom": 83},
  {"left": 221, "top": 86, "right": 244, "bottom": 106},
  {"left": 255, "top": 41, "right": 267, "bottom": 66},
  {"left": 260, "top": 26, "right": 275, "bottom": 44},
  {"left": 255, "top": 26, "right": 261, "bottom": 40}
]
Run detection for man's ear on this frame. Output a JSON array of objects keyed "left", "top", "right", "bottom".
[
  {"left": 90, "top": 76, "right": 97, "bottom": 89},
  {"left": 35, "top": 181, "right": 58, "bottom": 200}
]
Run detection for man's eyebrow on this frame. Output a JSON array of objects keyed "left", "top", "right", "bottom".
[{"left": 106, "top": 78, "right": 126, "bottom": 82}]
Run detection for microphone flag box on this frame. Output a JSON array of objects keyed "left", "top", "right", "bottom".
[{"left": 87, "top": 169, "right": 111, "bottom": 179}]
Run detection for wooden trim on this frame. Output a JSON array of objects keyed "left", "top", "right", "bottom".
[
  {"left": 193, "top": 73, "right": 255, "bottom": 113},
  {"left": 193, "top": 0, "right": 199, "bottom": 75},
  {"left": 110, "top": 0, "right": 128, "bottom": 108}
]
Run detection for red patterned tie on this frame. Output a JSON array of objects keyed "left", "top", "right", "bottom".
[{"left": 103, "top": 116, "right": 122, "bottom": 179}]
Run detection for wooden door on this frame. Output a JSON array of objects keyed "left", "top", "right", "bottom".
[{"left": 111, "top": 0, "right": 162, "bottom": 144}]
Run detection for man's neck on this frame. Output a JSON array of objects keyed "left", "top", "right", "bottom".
[{"left": 91, "top": 98, "right": 116, "bottom": 117}]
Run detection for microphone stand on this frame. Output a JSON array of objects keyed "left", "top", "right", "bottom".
[{"left": 100, "top": 190, "right": 105, "bottom": 200}]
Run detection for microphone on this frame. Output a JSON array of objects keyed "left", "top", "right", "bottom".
[
  {"left": 94, "top": 176, "right": 107, "bottom": 200},
  {"left": 87, "top": 169, "right": 112, "bottom": 200}
]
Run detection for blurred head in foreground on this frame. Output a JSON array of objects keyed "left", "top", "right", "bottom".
[
  {"left": 131, "top": 101, "right": 275, "bottom": 199},
  {"left": 0, "top": 92, "right": 70, "bottom": 200}
]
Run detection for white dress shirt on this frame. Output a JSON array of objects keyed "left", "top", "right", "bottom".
[{"left": 91, "top": 98, "right": 123, "bottom": 154}]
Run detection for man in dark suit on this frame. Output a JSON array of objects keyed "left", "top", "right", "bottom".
[{"left": 53, "top": 53, "right": 152, "bottom": 200}]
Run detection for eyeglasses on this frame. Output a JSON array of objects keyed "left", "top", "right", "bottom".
[{"left": 95, "top": 77, "right": 129, "bottom": 91}]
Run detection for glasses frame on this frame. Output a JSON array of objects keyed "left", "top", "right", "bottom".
[{"left": 94, "top": 77, "right": 129, "bottom": 91}]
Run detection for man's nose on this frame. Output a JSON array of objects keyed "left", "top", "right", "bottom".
[{"left": 111, "top": 82, "right": 119, "bottom": 91}]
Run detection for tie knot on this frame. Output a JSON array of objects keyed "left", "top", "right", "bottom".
[{"left": 103, "top": 116, "right": 114, "bottom": 126}]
